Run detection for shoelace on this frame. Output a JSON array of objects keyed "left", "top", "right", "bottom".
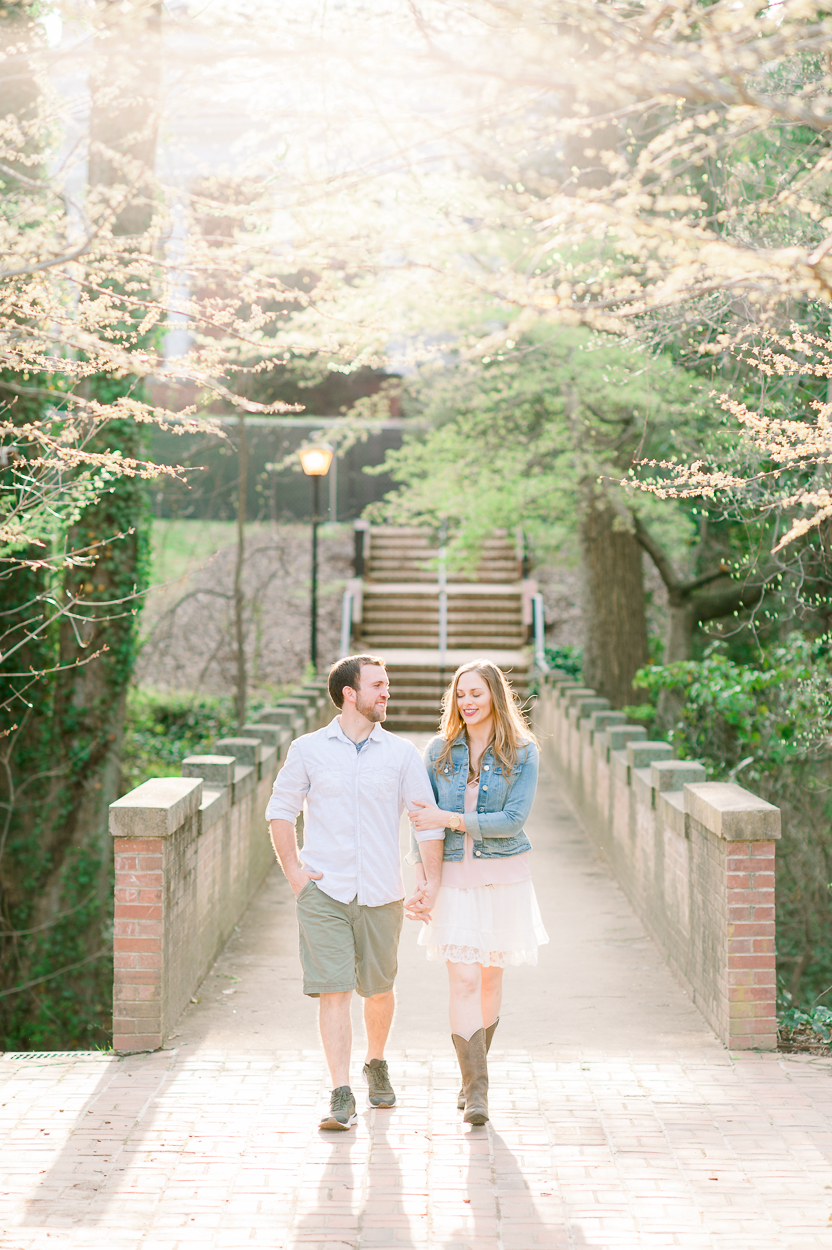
[
  {"left": 332, "top": 1088, "right": 353, "bottom": 1116},
  {"left": 366, "top": 1062, "right": 391, "bottom": 1092}
]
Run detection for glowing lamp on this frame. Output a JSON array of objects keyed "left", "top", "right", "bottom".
[{"left": 298, "top": 442, "right": 333, "bottom": 476}]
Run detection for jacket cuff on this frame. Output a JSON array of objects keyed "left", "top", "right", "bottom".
[{"left": 464, "top": 811, "right": 481, "bottom": 838}]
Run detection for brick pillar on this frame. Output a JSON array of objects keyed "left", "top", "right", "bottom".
[
  {"left": 110, "top": 777, "right": 202, "bottom": 1053},
  {"left": 684, "top": 782, "right": 781, "bottom": 1051},
  {"left": 726, "top": 838, "right": 778, "bottom": 1049},
  {"left": 112, "top": 836, "right": 165, "bottom": 1052}
]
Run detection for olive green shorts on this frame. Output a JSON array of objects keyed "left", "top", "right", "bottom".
[{"left": 296, "top": 882, "right": 404, "bottom": 998}]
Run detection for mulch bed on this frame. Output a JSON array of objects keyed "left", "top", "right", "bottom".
[{"left": 777, "top": 1024, "right": 832, "bottom": 1054}]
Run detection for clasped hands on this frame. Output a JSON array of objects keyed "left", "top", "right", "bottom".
[{"left": 405, "top": 799, "right": 452, "bottom": 924}]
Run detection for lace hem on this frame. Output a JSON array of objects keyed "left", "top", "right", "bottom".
[{"left": 424, "top": 942, "right": 540, "bottom": 968}]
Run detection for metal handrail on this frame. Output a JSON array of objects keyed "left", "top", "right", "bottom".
[
  {"left": 340, "top": 590, "right": 353, "bottom": 658},
  {"left": 532, "top": 592, "right": 549, "bottom": 672},
  {"left": 438, "top": 521, "right": 448, "bottom": 665}
]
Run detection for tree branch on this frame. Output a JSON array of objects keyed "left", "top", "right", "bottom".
[{"left": 632, "top": 512, "right": 682, "bottom": 594}]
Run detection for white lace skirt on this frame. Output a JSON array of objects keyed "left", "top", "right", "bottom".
[{"left": 417, "top": 880, "right": 549, "bottom": 968}]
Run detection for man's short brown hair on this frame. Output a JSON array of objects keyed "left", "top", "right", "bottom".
[{"left": 328, "top": 654, "right": 387, "bottom": 709}]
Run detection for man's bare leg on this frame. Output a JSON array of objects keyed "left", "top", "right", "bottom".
[
  {"left": 364, "top": 989, "right": 395, "bottom": 1062},
  {"left": 319, "top": 991, "right": 353, "bottom": 1087}
]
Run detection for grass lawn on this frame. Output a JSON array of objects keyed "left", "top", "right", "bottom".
[
  {"left": 149, "top": 519, "right": 267, "bottom": 589},
  {"left": 148, "top": 519, "right": 349, "bottom": 592}
]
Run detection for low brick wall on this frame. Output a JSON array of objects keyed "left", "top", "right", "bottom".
[
  {"left": 533, "top": 675, "right": 781, "bottom": 1050},
  {"left": 109, "top": 681, "right": 332, "bottom": 1053}
]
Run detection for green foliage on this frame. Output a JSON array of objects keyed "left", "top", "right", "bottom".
[
  {"left": 544, "top": 645, "right": 583, "bottom": 679},
  {"left": 367, "top": 323, "right": 707, "bottom": 567},
  {"left": 119, "top": 684, "right": 293, "bottom": 792},
  {"left": 780, "top": 1004, "right": 832, "bottom": 1043},
  {"left": 632, "top": 634, "right": 832, "bottom": 1010},
  {"left": 120, "top": 688, "right": 239, "bottom": 791},
  {"left": 622, "top": 703, "right": 657, "bottom": 725},
  {"left": 0, "top": 392, "right": 152, "bottom": 1051},
  {"left": 632, "top": 634, "right": 832, "bottom": 784}
]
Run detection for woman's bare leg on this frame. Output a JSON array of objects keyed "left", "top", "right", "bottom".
[
  {"left": 480, "top": 965, "right": 503, "bottom": 1029},
  {"left": 446, "top": 960, "right": 484, "bottom": 1039}
]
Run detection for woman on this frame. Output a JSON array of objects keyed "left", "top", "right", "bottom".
[{"left": 408, "top": 660, "right": 548, "bottom": 1126}]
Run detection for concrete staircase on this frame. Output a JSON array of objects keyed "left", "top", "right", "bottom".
[
  {"left": 353, "top": 526, "right": 532, "bottom": 732},
  {"left": 367, "top": 527, "right": 521, "bottom": 584}
]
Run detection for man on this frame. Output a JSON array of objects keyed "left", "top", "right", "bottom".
[{"left": 266, "top": 653, "right": 445, "bottom": 1131}]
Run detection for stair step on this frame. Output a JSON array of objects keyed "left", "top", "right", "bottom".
[
  {"left": 364, "top": 624, "right": 525, "bottom": 635},
  {"left": 351, "top": 525, "right": 531, "bottom": 722},
  {"left": 389, "top": 698, "right": 451, "bottom": 710},
  {"left": 364, "top": 607, "right": 521, "bottom": 619},
  {"left": 365, "top": 629, "right": 525, "bottom": 639}
]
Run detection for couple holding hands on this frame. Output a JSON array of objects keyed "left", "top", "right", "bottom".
[{"left": 266, "top": 653, "right": 548, "bottom": 1131}]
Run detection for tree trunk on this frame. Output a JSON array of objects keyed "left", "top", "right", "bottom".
[
  {"left": 665, "top": 602, "right": 697, "bottom": 663},
  {"left": 579, "top": 488, "right": 648, "bottom": 709}
]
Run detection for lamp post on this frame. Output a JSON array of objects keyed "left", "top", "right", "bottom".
[{"left": 298, "top": 441, "right": 334, "bottom": 673}]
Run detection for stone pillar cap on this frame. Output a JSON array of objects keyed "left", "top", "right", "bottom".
[
  {"left": 564, "top": 687, "right": 596, "bottom": 707},
  {"left": 651, "top": 759, "right": 707, "bottom": 791},
  {"left": 214, "top": 737, "right": 263, "bottom": 765},
  {"left": 627, "top": 740, "right": 673, "bottom": 768},
  {"left": 110, "top": 776, "right": 203, "bottom": 838},
  {"left": 182, "top": 755, "right": 235, "bottom": 787},
  {"left": 684, "top": 781, "right": 781, "bottom": 840}
]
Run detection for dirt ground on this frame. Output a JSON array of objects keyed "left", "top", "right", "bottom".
[
  {"left": 136, "top": 521, "right": 352, "bottom": 696},
  {"left": 536, "top": 557, "right": 668, "bottom": 656}
]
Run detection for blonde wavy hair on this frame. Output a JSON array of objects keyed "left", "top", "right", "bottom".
[{"left": 434, "top": 660, "right": 538, "bottom": 779}]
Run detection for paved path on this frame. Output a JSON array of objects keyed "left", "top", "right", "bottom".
[{"left": 3, "top": 743, "right": 832, "bottom": 1249}]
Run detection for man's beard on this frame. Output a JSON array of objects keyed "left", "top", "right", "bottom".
[{"left": 356, "top": 693, "right": 387, "bottom": 722}]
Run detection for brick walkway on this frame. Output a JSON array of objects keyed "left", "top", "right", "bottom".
[
  {"left": 4, "top": 749, "right": 832, "bottom": 1248},
  {"left": 3, "top": 1046, "right": 832, "bottom": 1248}
]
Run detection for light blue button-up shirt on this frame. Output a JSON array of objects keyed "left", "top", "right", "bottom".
[{"left": 265, "top": 717, "right": 444, "bottom": 906}]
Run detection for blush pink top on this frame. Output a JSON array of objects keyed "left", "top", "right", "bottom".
[{"left": 439, "top": 781, "right": 532, "bottom": 889}]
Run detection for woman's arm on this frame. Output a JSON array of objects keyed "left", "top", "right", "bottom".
[
  {"left": 409, "top": 799, "right": 466, "bottom": 834},
  {"left": 463, "top": 746, "right": 539, "bottom": 840}
]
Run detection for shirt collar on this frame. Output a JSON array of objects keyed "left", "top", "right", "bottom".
[{"left": 327, "top": 716, "right": 385, "bottom": 745}]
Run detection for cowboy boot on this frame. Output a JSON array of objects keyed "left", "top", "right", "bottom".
[
  {"left": 452, "top": 1028, "right": 489, "bottom": 1126},
  {"left": 458, "top": 1017, "right": 499, "bottom": 1110}
]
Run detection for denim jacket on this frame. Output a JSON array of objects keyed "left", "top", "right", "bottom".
[{"left": 410, "top": 734, "right": 538, "bottom": 863}]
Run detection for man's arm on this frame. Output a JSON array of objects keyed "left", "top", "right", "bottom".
[
  {"left": 265, "top": 740, "right": 320, "bottom": 897},
  {"left": 269, "top": 818, "right": 322, "bottom": 897}
]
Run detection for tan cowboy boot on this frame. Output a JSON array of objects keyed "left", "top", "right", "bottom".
[
  {"left": 458, "top": 1017, "right": 499, "bottom": 1110},
  {"left": 452, "top": 1028, "right": 489, "bottom": 1126}
]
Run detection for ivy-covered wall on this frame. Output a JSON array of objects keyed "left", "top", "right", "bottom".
[{"left": 0, "top": 398, "right": 151, "bottom": 1050}]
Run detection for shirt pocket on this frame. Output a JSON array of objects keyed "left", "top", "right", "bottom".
[
  {"left": 314, "top": 772, "right": 345, "bottom": 799},
  {"left": 372, "top": 764, "right": 400, "bottom": 801},
  {"left": 435, "top": 760, "right": 463, "bottom": 806}
]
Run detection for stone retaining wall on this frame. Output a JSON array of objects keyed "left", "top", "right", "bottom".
[
  {"left": 109, "top": 681, "right": 332, "bottom": 1053},
  {"left": 533, "top": 674, "right": 781, "bottom": 1050}
]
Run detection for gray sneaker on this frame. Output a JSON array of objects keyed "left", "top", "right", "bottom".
[
  {"left": 319, "top": 1085, "right": 357, "bottom": 1131},
  {"left": 363, "top": 1058, "right": 396, "bottom": 1108}
]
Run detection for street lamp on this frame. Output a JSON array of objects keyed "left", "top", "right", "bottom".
[{"left": 298, "top": 440, "right": 334, "bottom": 673}]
